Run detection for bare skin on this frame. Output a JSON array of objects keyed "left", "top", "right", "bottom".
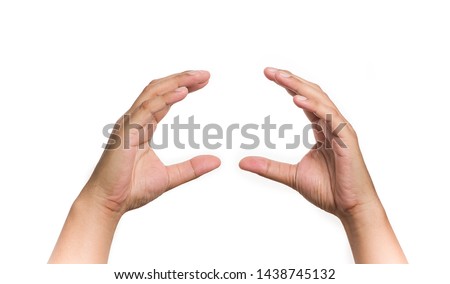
[
  {"left": 49, "top": 70, "right": 221, "bottom": 263},
  {"left": 49, "top": 68, "right": 406, "bottom": 264},
  {"left": 239, "top": 67, "right": 407, "bottom": 263}
]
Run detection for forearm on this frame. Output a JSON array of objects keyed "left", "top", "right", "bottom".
[
  {"left": 48, "top": 190, "right": 121, "bottom": 264},
  {"left": 340, "top": 201, "right": 407, "bottom": 264}
]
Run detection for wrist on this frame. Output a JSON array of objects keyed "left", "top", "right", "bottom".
[
  {"left": 337, "top": 198, "right": 407, "bottom": 263},
  {"left": 338, "top": 199, "right": 386, "bottom": 231},
  {"left": 74, "top": 185, "right": 123, "bottom": 228},
  {"left": 49, "top": 186, "right": 122, "bottom": 263}
]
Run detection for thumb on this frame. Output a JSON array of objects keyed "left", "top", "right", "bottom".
[
  {"left": 166, "top": 155, "right": 221, "bottom": 190},
  {"left": 239, "top": 156, "right": 297, "bottom": 189}
]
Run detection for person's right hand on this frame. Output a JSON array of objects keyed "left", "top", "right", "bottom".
[
  {"left": 84, "top": 70, "right": 220, "bottom": 217},
  {"left": 240, "top": 67, "right": 407, "bottom": 263},
  {"left": 49, "top": 70, "right": 220, "bottom": 263}
]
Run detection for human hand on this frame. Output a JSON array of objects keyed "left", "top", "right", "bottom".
[
  {"left": 82, "top": 70, "right": 221, "bottom": 217},
  {"left": 239, "top": 68, "right": 407, "bottom": 263},
  {"left": 49, "top": 70, "right": 220, "bottom": 263},
  {"left": 240, "top": 67, "right": 376, "bottom": 218}
]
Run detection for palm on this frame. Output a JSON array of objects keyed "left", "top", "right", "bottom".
[
  {"left": 85, "top": 70, "right": 220, "bottom": 214},
  {"left": 294, "top": 147, "right": 337, "bottom": 214},
  {"left": 239, "top": 68, "right": 371, "bottom": 216},
  {"left": 127, "top": 148, "right": 169, "bottom": 210},
  {"left": 89, "top": 145, "right": 167, "bottom": 212}
]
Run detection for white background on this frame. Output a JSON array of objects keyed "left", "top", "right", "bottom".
[{"left": 1, "top": 0, "right": 449, "bottom": 281}]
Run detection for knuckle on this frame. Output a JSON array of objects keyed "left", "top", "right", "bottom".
[
  {"left": 323, "top": 106, "right": 339, "bottom": 118},
  {"left": 179, "top": 71, "right": 193, "bottom": 81},
  {"left": 140, "top": 99, "right": 153, "bottom": 111},
  {"left": 288, "top": 164, "right": 298, "bottom": 189},
  {"left": 149, "top": 79, "right": 159, "bottom": 85},
  {"left": 293, "top": 81, "right": 307, "bottom": 94},
  {"left": 311, "top": 82, "right": 322, "bottom": 90},
  {"left": 277, "top": 69, "right": 293, "bottom": 77},
  {"left": 143, "top": 80, "right": 158, "bottom": 93},
  {"left": 346, "top": 122, "right": 358, "bottom": 137}
]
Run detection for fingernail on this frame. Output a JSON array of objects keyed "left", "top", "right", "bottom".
[
  {"left": 279, "top": 72, "right": 291, "bottom": 78},
  {"left": 187, "top": 70, "right": 199, "bottom": 75},
  {"left": 295, "top": 95, "right": 308, "bottom": 101},
  {"left": 266, "top": 67, "right": 277, "bottom": 73},
  {"left": 175, "top": 86, "right": 188, "bottom": 93}
]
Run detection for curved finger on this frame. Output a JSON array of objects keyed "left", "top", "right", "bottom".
[
  {"left": 130, "top": 70, "right": 210, "bottom": 112},
  {"left": 292, "top": 95, "right": 352, "bottom": 138},
  {"left": 134, "top": 86, "right": 188, "bottom": 121},
  {"left": 265, "top": 67, "right": 331, "bottom": 105},
  {"left": 149, "top": 70, "right": 210, "bottom": 95},
  {"left": 286, "top": 89, "right": 319, "bottom": 123},
  {"left": 265, "top": 68, "right": 352, "bottom": 141},
  {"left": 119, "top": 87, "right": 189, "bottom": 147},
  {"left": 264, "top": 67, "right": 322, "bottom": 90},
  {"left": 273, "top": 71, "right": 332, "bottom": 104},
  {"left": 264, "top": 67, "right": 333, "bottom": 122}
]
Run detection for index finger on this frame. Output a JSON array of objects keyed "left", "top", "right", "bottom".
[
  {"left": 129, "top": 70, "right": 210, "bottom": 112},
  {"left": 263, "top": 67, "right": 356, "bottom": 145}
]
